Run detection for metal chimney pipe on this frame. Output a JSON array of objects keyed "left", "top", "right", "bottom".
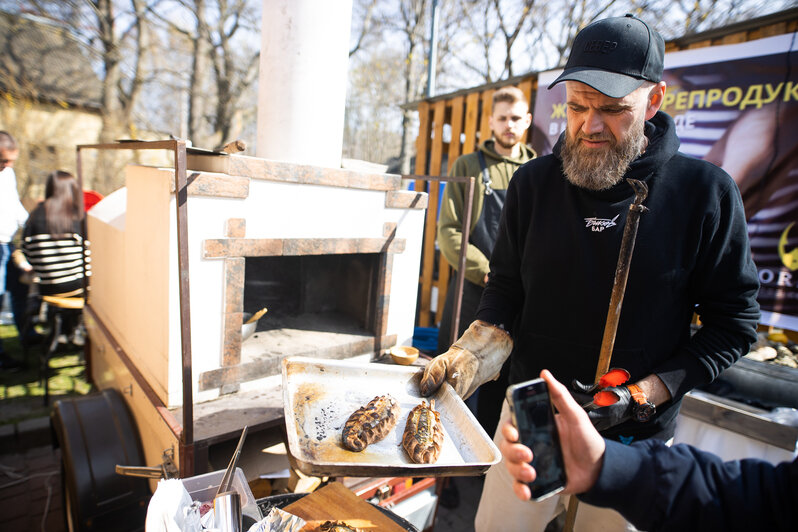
[{"left": 257, "top": 0, "right": 353, "bottom": 168}]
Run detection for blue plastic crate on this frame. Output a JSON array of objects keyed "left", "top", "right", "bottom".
[{"left": 412, "top": 326, "right": 439, "bottom": 355}]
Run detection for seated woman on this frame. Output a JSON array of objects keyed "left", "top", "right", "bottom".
[{"left": 21, "top": 170, "right": 89, "bottom": 298}]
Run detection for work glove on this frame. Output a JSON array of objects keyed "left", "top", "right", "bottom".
[
  {"left": 577, "top": 384, "right": 634, "bottom": 432},
  {"left": 420, "top": 320, "right": 513, "bottom": 400}
]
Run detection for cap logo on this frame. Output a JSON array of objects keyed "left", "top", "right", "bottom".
[
  {"left": 547, "top": 15, "right": 663, "bottom": 97},
  {"left": 583, "top": 40, "right": 618, "bottom": 54}
]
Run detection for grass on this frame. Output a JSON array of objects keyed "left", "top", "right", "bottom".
[{"left": 0, "top": 324, "right": 93, "bottom": 425}]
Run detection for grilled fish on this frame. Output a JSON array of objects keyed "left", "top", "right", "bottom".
[
  {"left": 319, "top": 521, "right": 363, "bottom": 532},
  {"left": 341, "top": 394, "right": 399, "bottom": 452},
  {"left": 402, "top": 399, "right": 444, "bottom": 464}
]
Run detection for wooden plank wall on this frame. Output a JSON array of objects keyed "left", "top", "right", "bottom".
[
  {"left": 413, "top": 78, "right": 535, "bottom": 329},
  {"left": 412, "top": 12, "right": 798, "bottom": 332}
]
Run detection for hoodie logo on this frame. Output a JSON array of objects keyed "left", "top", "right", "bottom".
[{"left": 584, "top": 214, "right": 619, "bottom": 232}]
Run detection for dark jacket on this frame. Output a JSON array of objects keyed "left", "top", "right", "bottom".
[
  {"left": 579, "top": 439, "right": 798, "bottom": 531},
  {"left": 476, "top": 111, "right": 760, "bottom": 442}
]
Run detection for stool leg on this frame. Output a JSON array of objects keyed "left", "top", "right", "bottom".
[
  {"left": 21, "top": 312, "right": 31, "bottom": 362},
  {"left": 43, "top": 312, "right": 63, "bottom": 406},
  {"left": 20, "top": 295, "right": 42, "bottom": 365}
]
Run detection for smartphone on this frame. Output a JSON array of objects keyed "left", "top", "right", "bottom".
[{"left": 506, "top": 378, "right": 567, "bottom": 501}]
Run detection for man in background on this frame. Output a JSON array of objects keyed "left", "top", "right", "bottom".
[
  {"left": 0, "top": 131, "right": 32, "bottom": 369},
  {"left": 436, "top": 85, "right": 535, "bottom": 436}
]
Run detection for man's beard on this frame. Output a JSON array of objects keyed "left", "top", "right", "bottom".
[
  {"left": 493, "top": 131, "right": 518, "bottom": 151},
  {"left": 560, "top": 120, "right": 646, "bottom": 191}
]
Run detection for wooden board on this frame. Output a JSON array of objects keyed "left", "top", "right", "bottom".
[{"left": 284, "top": 482, "right": 406, "bottom": 531}]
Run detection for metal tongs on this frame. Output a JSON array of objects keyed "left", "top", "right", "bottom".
[
  {"left": 115, "top": 448, "right": 179, "bottom": 479},
  {"left": 216, "top": 425, "right": 248, "bottom": 498}
]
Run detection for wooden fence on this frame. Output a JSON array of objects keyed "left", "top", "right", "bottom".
[{"left": 411, "top": 7, "right": 798, "bottom": 332}]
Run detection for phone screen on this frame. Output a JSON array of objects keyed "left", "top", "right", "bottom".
[{"left": 507, "top": 378, "right": 566, "bottom": 501}]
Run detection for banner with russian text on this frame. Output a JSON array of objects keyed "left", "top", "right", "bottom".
[{"left": 532, "top": 33, "right": 798, "bottom": 329}]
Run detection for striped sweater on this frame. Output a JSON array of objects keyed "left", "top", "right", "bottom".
[{"left": 21, "top": 203, "right": 90, "bottom": 296}]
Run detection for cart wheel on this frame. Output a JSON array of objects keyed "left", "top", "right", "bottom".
[{"left": 52, "top": 389, "right": 150, "bottom": 531}]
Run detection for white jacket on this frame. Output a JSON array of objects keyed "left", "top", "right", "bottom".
[{"left": 0, "top": 167, "right": 28, "bottom": 242}]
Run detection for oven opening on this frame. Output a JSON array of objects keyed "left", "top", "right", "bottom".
[{"left": 241, "top": 253, "right": 381, "bottom": 360}]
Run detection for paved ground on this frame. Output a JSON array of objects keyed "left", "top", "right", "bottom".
[
  {"left": 0, "top": 442, "right": 65, "bottom": 532},
  {"left": 0, "top": 322, "right": 89, "bottom": 531}
]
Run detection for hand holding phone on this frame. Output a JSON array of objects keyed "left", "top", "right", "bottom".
[{"left": 506, "top": 377, "right": 567, "bottom": 501}]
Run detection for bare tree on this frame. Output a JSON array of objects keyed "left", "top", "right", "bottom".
[
  {"left": 205, "top": 1, "right": 258, "bottom": 149},
  {"left": 1, "top": 0, "right": 157, "bottom": 193},
  {"left": 452, "top": 0, "right": 497, "bottom": 82},
  {"left": 0, "top": 7, "right": 109, "bottom": 198},
  {"left": 188, "top": 0, "right": 212, "bottom": 142},
  {"left": 537, "top": 0, "right": 619, "bottom": 69},
  {"left": 382, "top": 0, "right": 430, "bottom": 174},
  {"left": 443, "top": 0, "right": 543, "bottom": 84},
  {"left": 151, "top": 0, "right": 213, "bottom": 142},
  {"left": 350, "top": 0, "right": 380, "bottom": 57},
  {"left": 493, "top": 0, "right": 536, "bottom": 78},
  {"left": 524, "top": 0, "right": 790, "bottom": 73},
  {"left": 344, "top": 49, "right": 404, "bottom": 163},
  {"left": 6, "top": 0, "right": 791, "bottom": 180},
  {"left": 148, "top": 0, "right": 259, "bottom": 150},
  {"left": 430, "top": 0, "right": 470, "bottom": 92},
  {"left": 87, "top": 0, "right": 154, "bottom": 191},
  {"left": 650, "top": 0, "right": 783, "bottom": 38},
  {"left": 94, "top": 0, "right": 150, "bottom": 140}
]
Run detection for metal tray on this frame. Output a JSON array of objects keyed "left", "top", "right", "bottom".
[{"left": 282, "top": 356, "right": 501, "bottom": 477}]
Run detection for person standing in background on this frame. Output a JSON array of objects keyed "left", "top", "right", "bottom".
[
  {"left": 0, "top": 131, "right": 32, "bottom": 369},
  {"left": 436, "top": 85, "right": 535, "bottom": 437}
]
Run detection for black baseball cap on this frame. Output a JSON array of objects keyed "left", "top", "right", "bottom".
[{"left": 548, "top": 14, "right": 665, "bottom": 98}]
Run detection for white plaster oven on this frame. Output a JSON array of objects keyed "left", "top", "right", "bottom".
[{"left": 87, "top": 151, "right": 427, "bottom": 408}]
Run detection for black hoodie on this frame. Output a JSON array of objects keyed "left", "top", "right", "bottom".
[{"left": 477, "top": 111, "right": 760, "bottom": 442}]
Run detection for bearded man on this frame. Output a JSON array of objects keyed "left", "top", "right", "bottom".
[{"left": 420, "top": 14, "right": 760, "bottom": 531}]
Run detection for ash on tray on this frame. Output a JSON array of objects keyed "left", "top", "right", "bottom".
[{"left": 314, "top": 404, "right": 343, "bottom": 442}]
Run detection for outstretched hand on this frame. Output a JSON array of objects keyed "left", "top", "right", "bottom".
[
  {"left": 419, "top": 320, "right": 513, "bottom": 399},
  {"left": 500, "top": 369, "right": 606, "bottom": 501}
]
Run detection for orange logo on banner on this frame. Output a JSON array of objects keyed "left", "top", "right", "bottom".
[{"left": 778, "top": 222, "right": 798, "bottom": 271}]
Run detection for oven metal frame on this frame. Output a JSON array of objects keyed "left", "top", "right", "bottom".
[{"left": 77, "top": 139, "right": 196, "bottom": 473}]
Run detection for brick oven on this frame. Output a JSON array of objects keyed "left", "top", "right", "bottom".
[{"left": 86, "top": 147, "right": 427, "bottom": 411}]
